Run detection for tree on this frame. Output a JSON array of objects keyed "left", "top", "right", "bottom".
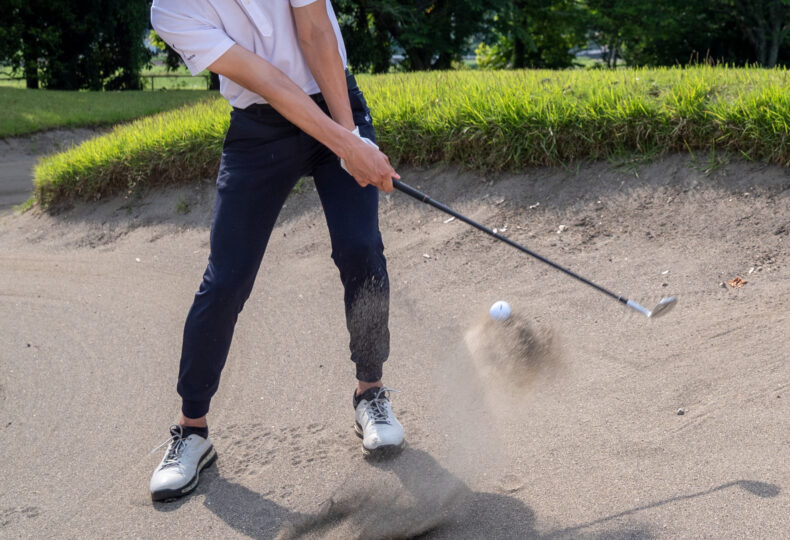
[
  {"left": 584, "top": 0, "right": 755, "bottom": 67},
  {"left": 0, "top": 0, "right": 151, "bottom": 90},
  {"left": 730, "top": 0, "right": 790, "bottom": 67},
  {"left": 477, "top": 0, "right": 586, "bottom": 69},
  {"left": 336, "top": 0, "right": 504, "bottom": 72},
  {"left": 584, "top": 0, "right": 645, "bottom": 68},
  {"left": 334, "top": 0, "right": 395, "bottom": 73},
  {"left": 630, "top": 2, "right": 752, "bottom": 66}
]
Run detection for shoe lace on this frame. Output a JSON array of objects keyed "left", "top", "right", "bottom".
[
  {"left": 366, "top": 387, "right": 399, "bottom": 424},
  {"left": 149, "top": 424, "right": 188, "bottom": 468}
]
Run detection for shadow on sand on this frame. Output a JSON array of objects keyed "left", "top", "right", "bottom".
[
  {"left": 146, "top": 447, "right": 781, "bottom": 539},
  {"left": 543, "top": 480, "right": 780, "bottom": 539}
]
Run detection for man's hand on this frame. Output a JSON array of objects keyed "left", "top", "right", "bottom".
[{"left": 340, "top": 129, "right": 399, "bottom": 193}]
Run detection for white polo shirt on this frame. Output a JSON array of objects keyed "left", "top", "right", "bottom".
[{"left": 150, "top": 0, "right": 348, "bottom": 109}]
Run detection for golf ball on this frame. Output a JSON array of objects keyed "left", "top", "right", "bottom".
[{"left": 489, "top": 300, "right": 511, "bottom": 321}]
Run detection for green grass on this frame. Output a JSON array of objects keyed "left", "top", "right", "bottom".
[
  {"left": 0, "top": 87, "right": 216, "bottom": 138},
  {"left": 33, "top": 98, "right": 229, "bottom": 205},
  {"left": 32, "top": 66, "right": 790, "bottom": 208}
]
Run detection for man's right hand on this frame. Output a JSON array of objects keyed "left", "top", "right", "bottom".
[{"left": 340, "top": 130, "right": 399, "bottom": 193}]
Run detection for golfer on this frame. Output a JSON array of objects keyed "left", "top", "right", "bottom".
[{"left": 149, "top": 0, "right": 404, "bottom": 501}]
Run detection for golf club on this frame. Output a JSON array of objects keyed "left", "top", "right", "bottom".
[{"left": 393, "top": 180, "right": 677, "bottom": 319}]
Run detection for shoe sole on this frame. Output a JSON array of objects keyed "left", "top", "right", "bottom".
[
  {"left": 355, "top": 422, "right": 405, "bottom": 459},
  {"left": 150, "top": 446, "right": 217, "bottom": 502}
]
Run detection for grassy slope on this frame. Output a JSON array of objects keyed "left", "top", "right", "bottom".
[
  {"left": 0, "top": 87, "right": 215, "bottom": 138},
  {"left": 32, "top": 66, "right": 790, "bottom": 208}
]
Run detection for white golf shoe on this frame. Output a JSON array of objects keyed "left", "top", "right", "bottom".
[
  {"left": 354, "top": 387, "right": 405, "bottom": 458},
  {"left": 149, "top": 425, "right": 216, "bottom": 501}
]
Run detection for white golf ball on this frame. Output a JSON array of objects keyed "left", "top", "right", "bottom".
[{"left": 489, "top": 300, "right": 511, "bottom": 321}]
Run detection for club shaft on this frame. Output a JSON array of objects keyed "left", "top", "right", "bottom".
[{"left": 393, "top": 179, "right": 629, "bottom": 306}]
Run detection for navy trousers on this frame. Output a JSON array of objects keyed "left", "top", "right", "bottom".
[{"left": 178, "top": 78, "right": 389, "bottom": 419}]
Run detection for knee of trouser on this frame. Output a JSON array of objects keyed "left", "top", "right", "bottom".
[
  {"left": 196, "top": 266, "right": 257, "bottom": 314},
  {"left": 331, "top": 236, "right": 387, "bottom": 279}
]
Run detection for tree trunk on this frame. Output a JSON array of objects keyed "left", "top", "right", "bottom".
[
  {"left": 406, "top": 47, "right": 431, "bottom": 70},
  {"left": 513, "top": 36, "right": 526, "bottom": 68},
  {"left": 434, "top": 51, "right": 453, "bottom": 70},
  {"left": 755, "top": 25, "right": 768, "bottom": 65},
  {"left": 766, "top": 0, "right": 790, "bottom": 67},
  {"left": 768, "top": 25, "right": 781, "bottom": 67},
  {"left": 21, "top": 30, "right": 39, "bottom": 89},
  {"left": 24, "top": 62, "right": 39, "bottom": 89},
  {"left": 512, "top": 0, "right": 528, "bottom": 68},
  {"left": 370, "top": 9, "right": 391, "bottom": 73},
  {"left": 740, "top": 0, "right": 771, "bottom": 65},
  {"left": 23, "top": 53, "right": 38, "bottom": 89},
  {"left": 210, "top": 72, "right": 220, "bottom": 90},
  {"left": 766, "top": 13, "right": 790, "bottom": 67}
]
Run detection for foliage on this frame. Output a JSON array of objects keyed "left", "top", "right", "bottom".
[
  {"left": 148, "top": 30, "right": 183, "bottom": 73},
  {"left": 0, "top": 87, "right": 215, "bottom": 138},
  {"left": 728, "top": 0, "right": 790, "bottom": 67},
  {"left": 32, "top": 67, "right": 790, "bottom": 208},
  {"left": 336, "top": 0, "right": 503, "bottom": 72},
  {"left": 335, "top": 0, "right": 790, "bottom": 70},
  {"left": 333, "top": 0, "right": 395, "bottom": 73},
  {"left": 482, "top": 0, "right": 586, "bottom": 69},
  {"left": 475, "top": 42, "right": 510, "bottom": 70},
  {"left": 583, "top": 0, "right": 790, "bottom": 68},
  {"left": 0, "top": 0, "right": 151, "bottom": 90}
]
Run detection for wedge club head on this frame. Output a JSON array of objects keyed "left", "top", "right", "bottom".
[{"left": 648, "top": 296, "right": 677, "bottom": 318}]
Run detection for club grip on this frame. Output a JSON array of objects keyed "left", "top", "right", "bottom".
[{"left": 393, "top": 180, "right": 429, "bottom": 203}]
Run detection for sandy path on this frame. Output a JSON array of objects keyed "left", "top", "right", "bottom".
[
  {"left": 0, "top": 129, "right": 100, "bottom": 212},
  {"left": 1, "top": 155, "right": 788, "bottom": 538}
]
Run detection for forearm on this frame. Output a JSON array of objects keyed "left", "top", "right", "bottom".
[
  {"left": 207, "top": 44, "right": 357, "bottom": 160},
  {"left": 299, "top": 33, "right": 355, "bottom": 131}
]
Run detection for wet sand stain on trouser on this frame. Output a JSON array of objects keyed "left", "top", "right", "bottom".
[{"left": 177, "top": 80, "right": 389, "bottom": 419}]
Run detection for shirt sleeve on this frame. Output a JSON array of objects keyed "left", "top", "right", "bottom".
[
  {"left": 150, "top": 1, "right": 236, "bottom": 76},
  {"left": 290, "top": 0, "right": 321, "bottom": 7}
]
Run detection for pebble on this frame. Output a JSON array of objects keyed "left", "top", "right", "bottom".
[{"left": 677, "top": 408, "right": 685, "bottom": 415}]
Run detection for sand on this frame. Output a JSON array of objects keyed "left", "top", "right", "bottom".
[
  {"left": 1, "top": 140, "right": 789, "bottom": 538},
  {"left": 0, "top": 129, "right": 100, "bottom": 212}
]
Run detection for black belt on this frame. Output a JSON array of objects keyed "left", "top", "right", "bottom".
[{"left": 242, "top": 70, "right": 357, "bottom": 115}]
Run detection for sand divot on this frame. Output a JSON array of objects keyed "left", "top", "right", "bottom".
[{"left": 276, "top": 447, "right": 470, "bottom": 539}]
